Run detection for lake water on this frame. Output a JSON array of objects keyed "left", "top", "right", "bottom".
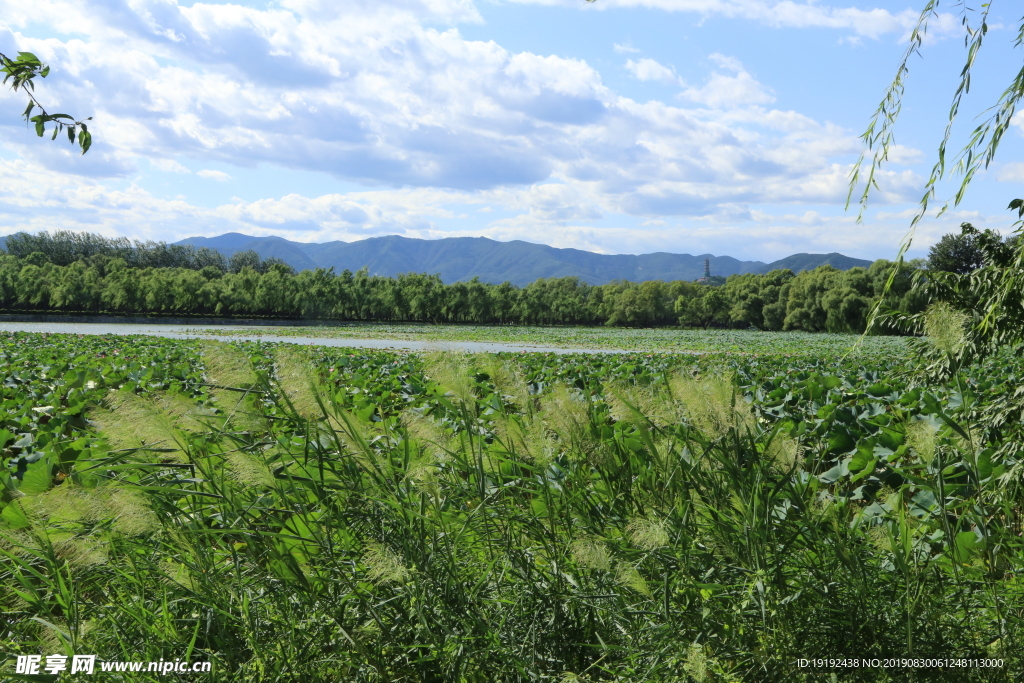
[{"left": 0, "top": 321, "right": 635, "bottom": 354}]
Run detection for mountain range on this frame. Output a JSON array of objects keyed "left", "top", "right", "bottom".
[{"left": 174, "top": 233, "right": 874, "bottom": 286}]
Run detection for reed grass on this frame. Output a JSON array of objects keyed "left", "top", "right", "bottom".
[{"left": 2, "top": 342, "right": 1020, "bottom": 682}]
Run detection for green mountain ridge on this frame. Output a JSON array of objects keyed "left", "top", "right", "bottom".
[{"left": 174, "top": 233, "right": 873, "bottom": 286}]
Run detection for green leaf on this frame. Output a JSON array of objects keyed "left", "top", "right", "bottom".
[
  {"left": 818, "top": 458, "right": 850, "bottom": 484},
  {"left": 0, "top": 500, "right": 32, "bottom": 530},
  {"left": 820, "top": 376, "right": 842, "bottom": 390},
  {"left": 80, "top": 129, "right": 92, "bottom": 154},
  {"left": 18, "top": 456, "right": 53, "bottom": 495},
  {"left": 952, "top": 530, "right": 982, "bottom": 563},
  {"left": 850, "top": 456, "right": 877, "bottom": 483},
  {"left": 910, "top": 489, "right": 939, "bottom": 518},
  {"left": 34, "top": 120, "right": 45, "bottom": 137}
]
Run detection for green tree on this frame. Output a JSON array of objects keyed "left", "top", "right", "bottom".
[
  {"left": 228, "top": 250, "right": 263, "bottom": 274},
  {"left": 927, "top": 227, "right": 985, "bottom": 274},
  {"left": 676, "top": 286, "right": 729, "bottom": 329},
  {"left": 782, "top": 266, "right": 841, "bottom": 332},
  {"left": 101, "top": 259, "right": 140, "bottom": 312},
  {"left": 607, "top": 280, "right": 670, "bottom": 327},
  {"left": 724, "top": 269, "right": 793, "bottom": 329}
]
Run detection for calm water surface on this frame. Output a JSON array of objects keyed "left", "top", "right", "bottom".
[{"left": 0, "top": 322, "right": 634, "bottom": 354}]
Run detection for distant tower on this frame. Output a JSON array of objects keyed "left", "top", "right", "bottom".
[{"left": 703, "top": 258, "right": 711, "bottom": 279}]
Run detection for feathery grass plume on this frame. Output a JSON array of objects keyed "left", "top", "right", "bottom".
[
  {"left": 199, "top": 340, "right": 257, "bottom": 388},
  {"left": 615, "top": 562, "right": 652, "bottom": 596},
  {"left": 96, "top": 488, "right": 160, "bottom": 536},
  {"left": 26, "top": 486, "right": 158, "bottom": 537},
  {"left": 53, "top": 536, "right": 107, "bottom": 568},
  {"left": 401, "top": 410, "right": 453, "bottom": 463},
  {"left": 151, "top": 392, "right": 218, "bottom": 432},
  {"left": 479, "top": 355, "right": 531, "bottom": 412},
  {"left": 905, "top": 419, "right": 939, "bottom": 463},
  {"left": 923, "top": 301, "right": 970, "bottom": 355},
  {"left": 765, "top": 433, "right": 803, "bottom": 472},
  {"left": 403, "top": 458, "right": 440, "bottom": 498},
  {"left": 274, "top": 346, "right": 324, "bottom": 419},
  {"left": 0, "top": 528, "right": 40, "bottom": 564},
  {"left": 626, "top": 516, "right": 670, "bottom": 550},
  {"left": 492, "top": 412, "right": 556, "bottom": 466},
  {"left": 865, "top": 518, "right": 892, "bottom": 552},
  {"left": 35, "top": 617, "right": 73, "bottom": 654},
  {"left": 362, "top": 542, "right": 409, "bottom": 584},
  {"left": 683, "top": 643, "right": 708, "bottom": 683},
  {"left": 89, "top": 389, "right": 184, "bottom": 458},
  {"left": 218, "top": 396, "right": 267, "bottom": 434},
  {"left": 422, "top": 351, "right": 477, "bottom": 405},
  {"left": 607, "top": 381, "right": 679, "bottom": 428},
  {"left": 398, "top": 415, "right": 445, "bottom": 493},
  {"left": 571, "top": 538, "right": 611, "bottom": 571},
  {"left": 668, "top": 371, "right": 751, "bottom": 439},
  {"left": 199, "top": 341, "right": 266, "bottom": 431},
  {"left": 604, "top": 389, "right": 633, "bottom": 426},
  {"left": 955, "top": 426, "right": 983, "bottom": 458},
  {"left": 541, "top": 384, "right": 604, "bottom": 463},
  {"left": 224, "top": 452, "right": 275, "bottom": 487},
  {"left": 325, "top": 405, "right": 381, "bottom": 457}
]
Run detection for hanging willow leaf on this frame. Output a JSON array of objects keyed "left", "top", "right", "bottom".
[{"left": 1, "top": 50, "right": 93, "bottom": 154}]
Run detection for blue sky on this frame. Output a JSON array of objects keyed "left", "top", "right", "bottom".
[{"left": 0, "top": 0, "right": 1021, "bottom": 262}]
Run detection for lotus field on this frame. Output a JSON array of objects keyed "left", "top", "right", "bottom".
[{"left": 1, "top": 330, "right": 1022, "bottom": 681}]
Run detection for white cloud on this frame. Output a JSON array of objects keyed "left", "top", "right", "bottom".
[
  {"left": 884, "top": 144, "right": 924, "bottom": 166},
  {"left": 506, "top": 0, "right": 957, "bottom": 40},
  {"left": 152, "top": 159, "right": 190, "bottom": 173},
  {"left": 996, "top": 162, "right": 1024, "bottom": 182},
  {"left": 680, "top": 56, "right": 775, "bottom": 108},
  {"left": 625, "top": 58, "right": 679, "bottom": 84},
  {"left": 197, "top": 169, "right": 232, "bottom": 182},
  {"left": 0, "top": 0, "right": 942, "bottom": 258},
  {"left": 707, "top": 52, "right": 743, "bottom": 72},
  {"left": 0, "top": 152, "right": 970, "bottom": 262},
  {"left": 612, "top": 42, "right": 640, "bottom": 54},
  {"left": 0, "top": 0, "right": 872, "bottom": 207}
]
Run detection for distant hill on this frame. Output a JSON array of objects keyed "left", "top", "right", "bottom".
[
  {"left": 175, "top": 234, "right": 874, "bottom": 286},
  {"left": 0, "top": 232, "right": 874, "bottom": 285},
  {"left": 761, "top": 252, "right": 874, "bottom": 273}
]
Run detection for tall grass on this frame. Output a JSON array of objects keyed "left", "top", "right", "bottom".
[{"left": 2, "top": 342, "right": 1020, "bottom": 681}]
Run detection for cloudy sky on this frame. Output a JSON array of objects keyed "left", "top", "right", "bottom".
[{"left": 1, "top": 0, "right": 1022, "bottom": 261}]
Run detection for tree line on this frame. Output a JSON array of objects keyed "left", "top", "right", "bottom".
[
  {"left": 1, "top": 226, "right": 1007, "bottom": 331},
  {"left": 2, "top": 230, "right": 292, "bottom": 274},
  {"left": 0, "top": 247, "right": 927, "bottom": 334}
]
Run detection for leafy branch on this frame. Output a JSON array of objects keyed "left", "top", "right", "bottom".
[
  {"left": 0, "top": 50, "right": 92, "bottom": 154},
  {"left": 848, "top": 2, "right": 1020, "bottom": 227},
  {"left": 848, "top": 1, "right": 1024, "bottom": 341}
]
